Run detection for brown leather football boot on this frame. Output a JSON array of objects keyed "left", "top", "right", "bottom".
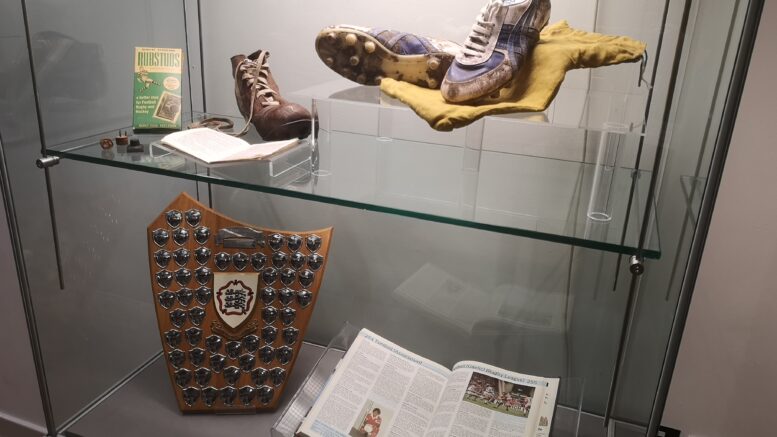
[{"left": 231, "top": 50, "right": 312, "bottom": 141}]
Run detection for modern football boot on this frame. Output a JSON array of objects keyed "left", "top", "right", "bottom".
[
  {"left": 231, "top": 50, "right": 312, "bottom": 140},
  {"left": 316, "top": 25, "right": 462, "bottom": 89},
  {"left": 442, "top": 0, "right": 551, "bottom": 103}
]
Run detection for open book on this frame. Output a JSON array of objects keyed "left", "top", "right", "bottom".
[
  {"left": 159, "top": 128, "right": 299, "bottom": 165},
  {"left": 298, "top": 329, "right": 559, "bottom": 437}
]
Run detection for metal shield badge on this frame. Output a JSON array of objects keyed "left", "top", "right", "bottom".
[{"left": 147, "top": 192, "right": 332, "bottom": 414}]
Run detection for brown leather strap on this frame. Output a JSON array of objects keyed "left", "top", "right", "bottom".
[{"left": 188, "top": 117, "right": 235, "bottom": 132}]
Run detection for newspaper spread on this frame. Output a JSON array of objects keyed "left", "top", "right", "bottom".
[{"left": 298, "top": 329, "right": 559, "bottom": 437}]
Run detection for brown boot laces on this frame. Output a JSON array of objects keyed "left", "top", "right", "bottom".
[{"left": 233, "top": 51, "right": 280, "bottom": 137}]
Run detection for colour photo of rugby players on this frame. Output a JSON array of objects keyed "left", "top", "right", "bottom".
[{"left": 463, "top": 372, "right": 536, "bottom": 418}]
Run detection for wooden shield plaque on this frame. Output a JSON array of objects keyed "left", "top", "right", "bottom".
[{"left": 147, "top": 193, "right": 332, "bottom": 413}]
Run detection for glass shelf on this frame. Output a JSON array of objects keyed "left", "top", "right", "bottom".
[{"left": 47, "top": 113, "right": 660, "bottom": 259}]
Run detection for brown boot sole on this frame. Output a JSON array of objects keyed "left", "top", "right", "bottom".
[{"left": 315, "top": 27, "right": 454, "bottom": 89}]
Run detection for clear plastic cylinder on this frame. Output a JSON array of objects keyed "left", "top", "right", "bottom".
[{"left": 587, "top": 122, "right": 629, "bottom": 222}]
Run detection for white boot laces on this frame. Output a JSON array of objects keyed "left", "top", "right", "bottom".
[
  {"left": 463, "top": 0, "right": 502, "bottom": 58},
  {"left": 232, "top": 51, "right": 280, "bottom": 136}
]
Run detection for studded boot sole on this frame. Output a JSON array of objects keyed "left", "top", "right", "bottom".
[{"left": 316, "top": 27, "right": 457, "bottom": 89}]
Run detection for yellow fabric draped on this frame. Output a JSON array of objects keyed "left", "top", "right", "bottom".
[{"left": 379, "top": 21, "right": 647, "bottom": 131}]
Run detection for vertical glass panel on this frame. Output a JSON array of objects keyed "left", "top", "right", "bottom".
[
  {"left": 7, "top": 0, "right": 199, "bottom": 428},
  {"left": 613, "top": 0, "right": 750, "bottom": 423}
]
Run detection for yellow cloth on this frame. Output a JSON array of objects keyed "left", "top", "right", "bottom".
[{"left": 380, "top": 21, "right": 647, "bottom": 131}]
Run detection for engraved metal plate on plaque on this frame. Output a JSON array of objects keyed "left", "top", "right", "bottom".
[{"left": 147, "top": 193, "right": 332, "bottom": 413}]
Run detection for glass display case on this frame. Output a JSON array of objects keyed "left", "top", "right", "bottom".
[{"left": 0, "top": 0, "right": 763, "bottom": 435}]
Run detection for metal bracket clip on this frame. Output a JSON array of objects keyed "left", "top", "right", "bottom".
[
  {"left": 630, "top": 255, "right": 646, "bottom": 275},
  {"left": 35, "top": 156, "right": 60, "bottom": 169}
]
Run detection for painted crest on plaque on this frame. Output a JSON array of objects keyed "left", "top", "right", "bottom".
[{"left": 213, "top": 273, "right": 259, "bottom": 329}]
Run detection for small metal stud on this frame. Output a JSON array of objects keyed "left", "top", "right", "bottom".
[
  {"left": 251, "top": 253, "right": 267, "bottom": 271},
  {"left": 158, "top": 290, "right": 176, "bottom": 309},
  {"left": 226, "top": 341, "right": 242, "bottom": 359},
  {"left": 239, "top": 386, "right": 256, "bottom": 406},
  {"left": 272, "top": 252, "right": 289, "bottom": 269},
  {"left": 206, "top": 335, "right": 223, "bottom": 354},
  {"left": 182, "top": 387, "right": 200, "bottom": 406},
  {"left": 257, "top": 385, "right": 275, "bottom": 404},
  {"left": 243, "top": 335, "right": 261, "bottom": 353},
  {"left": 239, "top": 354, "right": 256, "bottom": 372},
  {"left": 194, "top": 247, "right": 211, "bottom": 265},
  {"left": 185, "top": 327, "right": 203, "bottom": 346},
  {"left": 196, "top": 286, "right": 212, "bottom": 305},
  {"left": 189, "top": 348, "right": 206, "bottom": 367},
  {"left": 268, "top": 234, "right": 284, "bottom": 251},
  {"left": 299, "top": 269, "right": 315, "bottom": 288},
  {"left": 280, "top": 268, "right": 296, "bottom": 286},
  {"left": 175, "top": 268, "right": 192, "bottom": 287},
  {"left": 152, "top": 229, "right": 170, "bottom": 247},
  {"left": 154, "top": 250, "right": 172, "bottom": 268},
  {"left": 278, "top": 288, "right": 295, "bottom": 306},
  {"left": 306, "top": 235, "right": 322, "bottom": 252},
  {"left": 174, "top": 248, "right": 190, "bottom": 266},
  {"left": 174, "top": 368, "right": 191, "bottom": 387},
  {"left": 166, "top": 210, "right": 183, "bottom": 228},
  {"left": 269, "top": 368, "right": 286, "bottom": 387},
  {"left": 233, "top": 252, "right": 249, "bottom": 271},
  {"left": 297, "top": 290, "right": 313, "bottom": 308},
  {"left": 177, "top": 288, "right": 194, "bottom": 307},
  {"left": 194, "top": 367, "right": 212, "bottom": 386},
  {"left": 221, "top": 386, "right": 237, "bottom": 406},
  {"left": 189, "top": 307, "right": 206, "bottom": 326},
  {"left": 290, "top": 252, "right": 306, "bottom": 270},
  {"left": 262, "top": 307, "right": 278, "bottom": 324},
  {"left": 168, "top": 349, "right": 185, "bottom": 368},
  {"left": 202, "top": 387, "right": 218, "bottom": 407},
  {"left": 251, "top": 368, "right": 268, "bottom": 386},
  {"left": 263, "top": 268, "right": 278, "bottom": 285},
  {"left": 287, "top": 235, "right": 303, "bottom": 251},
  {"left": 169, "top": 309, "right": 187, "bottom": 328},
  {"left": 364, "top": 41, "right": 376, "bottom": 53},
  {"left": 186, "top": 209, "right": 202, "bottom": 227},
  {"left": 308, "top": 254, "right": 324, "bottom": 271},
  {"left": 215, "top": 253, "right": 231, "bottom": 271},
  {"left": 277, "top": 346, "right": 293, "bottom": 365},
  {"left": 164, "top": 329, "right": 181, "bottom": 348},
  {"left": 195, "top": 267, "right": 212, "bottom": 286},
  {"left": 282, "top": 327, "right": 299, "bottom": 345},
  {"left": 194, "top": 227, "right": 210, "bottom": 245},
  {"left": 210, "top": 354, "right": 227, "bottom": 373},
  {"left": 261, "top": 287, "right": 276, "bottom": 305},
  {"left": 280, "top": 308, "right": 296, "bottom": 326},
  {"left": 259, "top": 346, "right": 275, "bottom": 364},
  {"left": 156, "top": 270, "right": 174, "bottom": 288},
  {"left": 224, "top": 367, "right": 241, "bottom": 386},
  {"left": 262, "top": 325, "right": 278, "bottom": 344},
  {"left": 345, "top": 33, "right": 358, "bottom": 46},
  {"left": 173, "top": 228, "right": 189, "bottom": 246}
]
